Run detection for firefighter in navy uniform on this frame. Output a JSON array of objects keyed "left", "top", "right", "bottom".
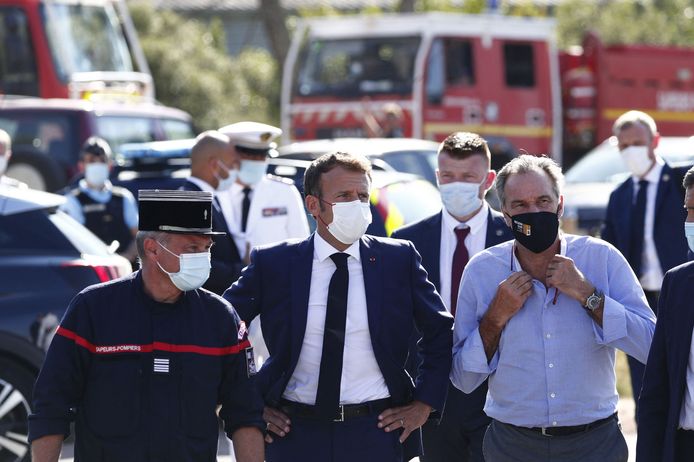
[
  {"left": 62, "top": 137, "right": 138, "bottom": 262},
  {"left": 29, "top": 190, "right": 265, "bottom": 462}
]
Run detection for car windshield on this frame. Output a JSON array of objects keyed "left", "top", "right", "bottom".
[
  {"left": 565, "top": 137, "right": 694, "bottom": 184},
  {"left": 295, "top": 36, "right": 420, "bottom": 97},
  {"left": 50, "top": 210, "right": 113, "bottom": 256},
  {"left": 95, "top": 115, "right": 194, "bottom": 153},
  {"left": 41, "top": 1, "right": 134, "bottom": 81}
]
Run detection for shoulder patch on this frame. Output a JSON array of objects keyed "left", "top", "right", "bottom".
[
  {"left": 266, "top": 174, "right": 295, "bottom": 186},
  {"left": 237, "top": 320, "right": 248, "bottom": 341}
]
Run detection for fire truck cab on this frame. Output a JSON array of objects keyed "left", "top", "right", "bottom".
[
  {"left": 282, "top": 13, "right": 561, "bottom": 162},
  {"left": 0, "top": 0, "right": 153, "bottom": 100}
]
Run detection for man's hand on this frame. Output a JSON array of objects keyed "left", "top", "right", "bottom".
[
  {"left": 377, "top": 400, "right": 432, "bottom": 443},
  {"left": 263, "top": 406, "right": 291, "bottom": 443},
  {"left": 545, "top": 255, "right": 593, "bottom": 304},
  {"left": 479, "top": 271, "right": 533, "bottom": 360}
]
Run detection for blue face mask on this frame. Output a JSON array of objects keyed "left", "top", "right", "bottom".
[
  {"left": 685, "top": 222, "right": 694, "bottom": 253},
  {"left": 238, "top": 160, "right": 267, "bottom": 186}
]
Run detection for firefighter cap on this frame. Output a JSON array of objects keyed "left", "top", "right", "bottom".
[
  {"left": 219, "top": 121, "right": 282, "bottom": 156},
  {"left": 138, "top": 190, "right": 224, "bottom": 235}
]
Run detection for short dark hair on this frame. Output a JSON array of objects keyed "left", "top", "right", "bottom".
[
  {"left": 439, "top": 132, "right": 491, "bottom": 166},
  {"left": 303, "top": 151, "right": 372, "bottom": 198},
  {"left": 80, "top": 136, "right": 112, "bottom": 161},
  {"left": 684, "top": 166, "right": 694, "bottom": 190}
]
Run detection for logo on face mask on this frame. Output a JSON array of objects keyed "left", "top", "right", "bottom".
[
  {"left": 506, "top": 210, "right": 559, "bottom": 253},
  {"left": 321, "top": 199, "right": 372, "bottom": 245},
  {"left": 156, "top": 241, "right": 211, "bottom": 291}
]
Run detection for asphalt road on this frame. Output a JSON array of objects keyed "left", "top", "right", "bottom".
[{"left": 58, "top": 398, "right": 638, "bottom": 462}]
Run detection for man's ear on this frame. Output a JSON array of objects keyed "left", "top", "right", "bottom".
[
  {"left": 305, "top": 194, "right": 319, "bottom": 218},
  {"left": 143, "top": 237, "right": 159, "bottom": 259},
  {"left": 557, "top": 195, "right": 565, "bottom": 219},
  {"left": 484, "top": 170, "right": 496, "bottom": 191}
]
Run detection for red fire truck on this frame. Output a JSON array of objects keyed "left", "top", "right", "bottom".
[
  {"left": 281, "top": 13, "right": 694, "bottom": 166},
  {"left": 0, "top": 0, "right": 153, "bottom": 100}
]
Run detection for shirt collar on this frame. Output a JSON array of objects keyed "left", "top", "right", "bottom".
[
  {"left": 188, "top": 176, "right": 216, "bottom": 194},
  {"left": 79, "top": 178, "right": 112, "bottom": 192},
  {"left": 441, "top": 202, "right": 488, "bottom": 234},
  {"left": 511, "top": 233, "right": 566, "bottom": 272},
  {"left": 631, "top": 156, "right": 664, "bottom": 184},
  {"left": 314, "top": 232, "right": 361, "bottom": 263}
]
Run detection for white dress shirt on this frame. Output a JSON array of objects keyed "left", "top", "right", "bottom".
[
  {"left": 439, "top": 203, "right": 489, "bottom": 311},
  {"left": 679, "top": 330, "right": 694, "bottom": 430},
  {"left": 283, "top": 233, "right": 390, "bottom": 405},
  {"left": 225, "top": 182, "right": 252, "bottom": 256},
  {"left": 632, "top": 157, "right": 665, "bottom": 291}
]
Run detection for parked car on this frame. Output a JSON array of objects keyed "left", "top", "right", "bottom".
[
  {"left": 562, "top": 136, "right": 694, "bottom": 236},
  {"left": 0, "top": 186, "right": 131, "bottom": 462},
  {"left": 0, "top": 97, "right": 194, "bottom": 192}
]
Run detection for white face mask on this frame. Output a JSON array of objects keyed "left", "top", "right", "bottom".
[
  {"left": 326, "top": 200, "right": 372, "bottom": 245},
  {"left": 0, "top": 156, "right": 7, "bottom": 176},
  {"left": 438, "top": 179, "right": 484, "bottom": 218},
  {"left": 85, "top": 162, "right": 109, "bottom": 187},
  {"left": 156, "top": 241, "right": 211, "bottom": 291},
  {"left": 215, "top": 161, "right": 238, "bottom": 192},
  {"left": 620, "top": 146, "right": 653, "bottom": 177},
  {"left": 238, "top": 160, "right": 267, "bottom": 185},
  {"left": 685, "top": 222, "right": 694, "bottom": 253}
]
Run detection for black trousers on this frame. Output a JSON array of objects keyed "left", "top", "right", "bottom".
[{"left": 676, "top": 429, "right": 694, "bottom": 462}]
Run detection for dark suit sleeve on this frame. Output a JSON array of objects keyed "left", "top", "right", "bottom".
[
  {"left": 636, "top": 270, "right": 673, "bottom": 461},
  {"left": 601, "top": 192, "right": 618, "bottom": 245},
  {"left": 222, "top": 248, "right": 262, "bottom": 325},
  {"left": 406, "top": 241, "right": 453, "bottom": 412}
]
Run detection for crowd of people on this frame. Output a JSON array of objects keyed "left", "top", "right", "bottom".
[{"left": 1, "top": 108, "right": 691, "bottom": 462}]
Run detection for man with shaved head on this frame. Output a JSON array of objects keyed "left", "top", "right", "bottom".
[{"left": 181, "top": 130, "right": 244, "bottom": 294}]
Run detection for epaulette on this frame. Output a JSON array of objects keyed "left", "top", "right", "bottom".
[{"left": 266, "top": 174, "right": 295, "bottom": 186}]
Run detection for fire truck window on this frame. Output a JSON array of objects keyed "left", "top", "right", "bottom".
[
  {"left": 426, "top": 39, "right": 445, "bottom": 104},
  {"left": 445, "top": 40, "right": 475, "bottom": 86},
  {"left": 503, "top": 43, "right": 535, "bottom": 88},
  {"left": 0, "top": 8, "right": 39, "bottom": 96}
]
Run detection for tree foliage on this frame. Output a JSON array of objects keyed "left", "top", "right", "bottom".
[{"left": 128, "top": 1, "right": 279, "bottom": 131}]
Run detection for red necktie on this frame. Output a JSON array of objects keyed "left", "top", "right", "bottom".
[{"left": 450, "top": 227, "right": 470, "bottom": 317}]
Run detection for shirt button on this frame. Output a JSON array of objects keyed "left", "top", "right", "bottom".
[
  {"left": 549, "top": 363, "right": 554, "bottom": 368},
  {"left": 552, "top": 421, "right": 558, "bottom": 426},
  {"left": 546, "top": 334, "right": 551, "bottom": 339},
  {"left": 550, "top": 393, "right": 556, "bottom": 398}
]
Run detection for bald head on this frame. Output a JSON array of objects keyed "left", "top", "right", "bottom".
[
  {"left": 0, "top": 129, "right": 11, "bottom": 158},
  {"left": 190, "top": 130, "right": 238, "bottom": 189}
]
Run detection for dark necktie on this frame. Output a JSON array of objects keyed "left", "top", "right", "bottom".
[
  {"left": 629, "top": 179, "right": 649, "bottom": 277},
  {"left": 241, "top": 187, "right": 252, "bottom": 232},
  {"left": 450, "top": 227, "right": 470, "bottom": 317},
  {"left": 315, "top": 253, "right": 349, "bottom": 418}
]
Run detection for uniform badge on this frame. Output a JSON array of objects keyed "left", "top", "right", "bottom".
[
  {"left": 238, "top": 321, "right": 248, "bottom": 340},
  {"left": 245, "top": 347, "right": 257, "bottom": 377},
  {"left": 153, "top": 357, "right": 170, "bottom": 373},
  {"left": 262, "top": 207, "right": 288, "bottom": 217}
]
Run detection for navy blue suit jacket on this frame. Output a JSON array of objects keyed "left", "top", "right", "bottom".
[
  {"left": 223, "top": 234, "right": 453, "bottom": 459},
  {"left": 601, "top": 163, "right": 689, "bottom": 277},
  {"left": 181, "top": 180, "right": 243, "bottom": 295},
  {"left": 637, "top": 261, "right": 694, "bottom": 462}
]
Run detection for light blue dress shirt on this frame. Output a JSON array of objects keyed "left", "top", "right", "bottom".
[
  {"left": 451, "top": 234, "right": 656, "bottom": 428},
  {"left": 62, "top": 180, "right": 138, "bottom": 228}
]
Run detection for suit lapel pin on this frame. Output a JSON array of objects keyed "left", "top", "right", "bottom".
[
  {"left": 369, "top": 256, "right": 376, "bottom": 263},
  {"left": 663, "top": 174, "right": 670, "bottom": 182},
  {"left": 496, "top": 229, "right": 504, "bottom": 236}
]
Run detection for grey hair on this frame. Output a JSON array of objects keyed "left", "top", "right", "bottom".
[
  {"left": 684, "top": 166, "right": 694, "bottom": 191},
  {"left": 135, "top": 231, "right": 169, "bottom": 260},
  {"left": 612, "top": 110, "right": 657, "bottom": 138},
  {"left": 496, "top": 154, "right": 564, "bottom": 207}
]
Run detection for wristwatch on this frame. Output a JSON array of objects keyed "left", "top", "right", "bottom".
[{"left": 584, "top": 289, "right": 604, "bottom": 312}]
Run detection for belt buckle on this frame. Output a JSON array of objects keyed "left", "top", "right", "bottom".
[
  {"left": 334, "top": 405, "right": 344, "bottom": 422},
  {"left": 541, "top": 427, "right": 553, "bottom": 437}
]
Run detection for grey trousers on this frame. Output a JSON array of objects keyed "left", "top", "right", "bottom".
[{"left": 482, "top": 417, "right": 628, "bottom": 462}]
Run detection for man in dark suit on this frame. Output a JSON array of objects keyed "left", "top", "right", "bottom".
[
  {"left": 601, "top": 110, "right": 689, "bottom": 407},
  {"left": 223, "top": 151, "right": 453, "bottom": 462},
  {"left": 181, "top": 130, "right": 244, "bottom": 295},
  {"left": 392, "top": 132, "right": 513, "bottom": 462},
  {"left": 637, "top": 166, "right": 694, "bottom": 462}
]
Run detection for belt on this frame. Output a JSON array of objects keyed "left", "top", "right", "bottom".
[
  {"left": 280, "top": 398, "right": 392, "bottom": 422},
  {"left": 517, "top": 413, "right": 617, "bottom": 437}
]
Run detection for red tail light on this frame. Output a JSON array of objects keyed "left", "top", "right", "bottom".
[{"left": 60, "top": 260, "right": 114, "bottom": 283}]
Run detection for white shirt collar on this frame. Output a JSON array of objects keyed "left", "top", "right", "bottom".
[
  {"left": 187, "top": 176, "right": 216, "bottom": 194},
  {"left": 632, "top": 156, "right": 665, "bottom": 184},
  {"left": 314, "top": 232, "right": 361, "bottom": 263},
  {"left": 441, "top": 202, "right": 489, "bottom": 235}
]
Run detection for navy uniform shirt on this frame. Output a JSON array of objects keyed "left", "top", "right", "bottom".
[{"left": 28, "top": 271, "right": 264, "bottom": 462}]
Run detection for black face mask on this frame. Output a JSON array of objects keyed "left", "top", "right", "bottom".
[{"left": 506, "top": 211, "right": 559, "bottom": 253}]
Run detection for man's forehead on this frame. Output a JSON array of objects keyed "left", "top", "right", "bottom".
[{"left": 505, "top": 170, "right": 555, "bottom": 197}]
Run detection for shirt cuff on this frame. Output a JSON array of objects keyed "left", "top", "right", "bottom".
[
  {"left": 451, "top": 328, "right": 497, "bottom": 392},
  {"left": 27, "top": 417, "right": 71, "bottom": 443},
  {"left": 591, "top": 296, "right": 627, "bottom": 344}
]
